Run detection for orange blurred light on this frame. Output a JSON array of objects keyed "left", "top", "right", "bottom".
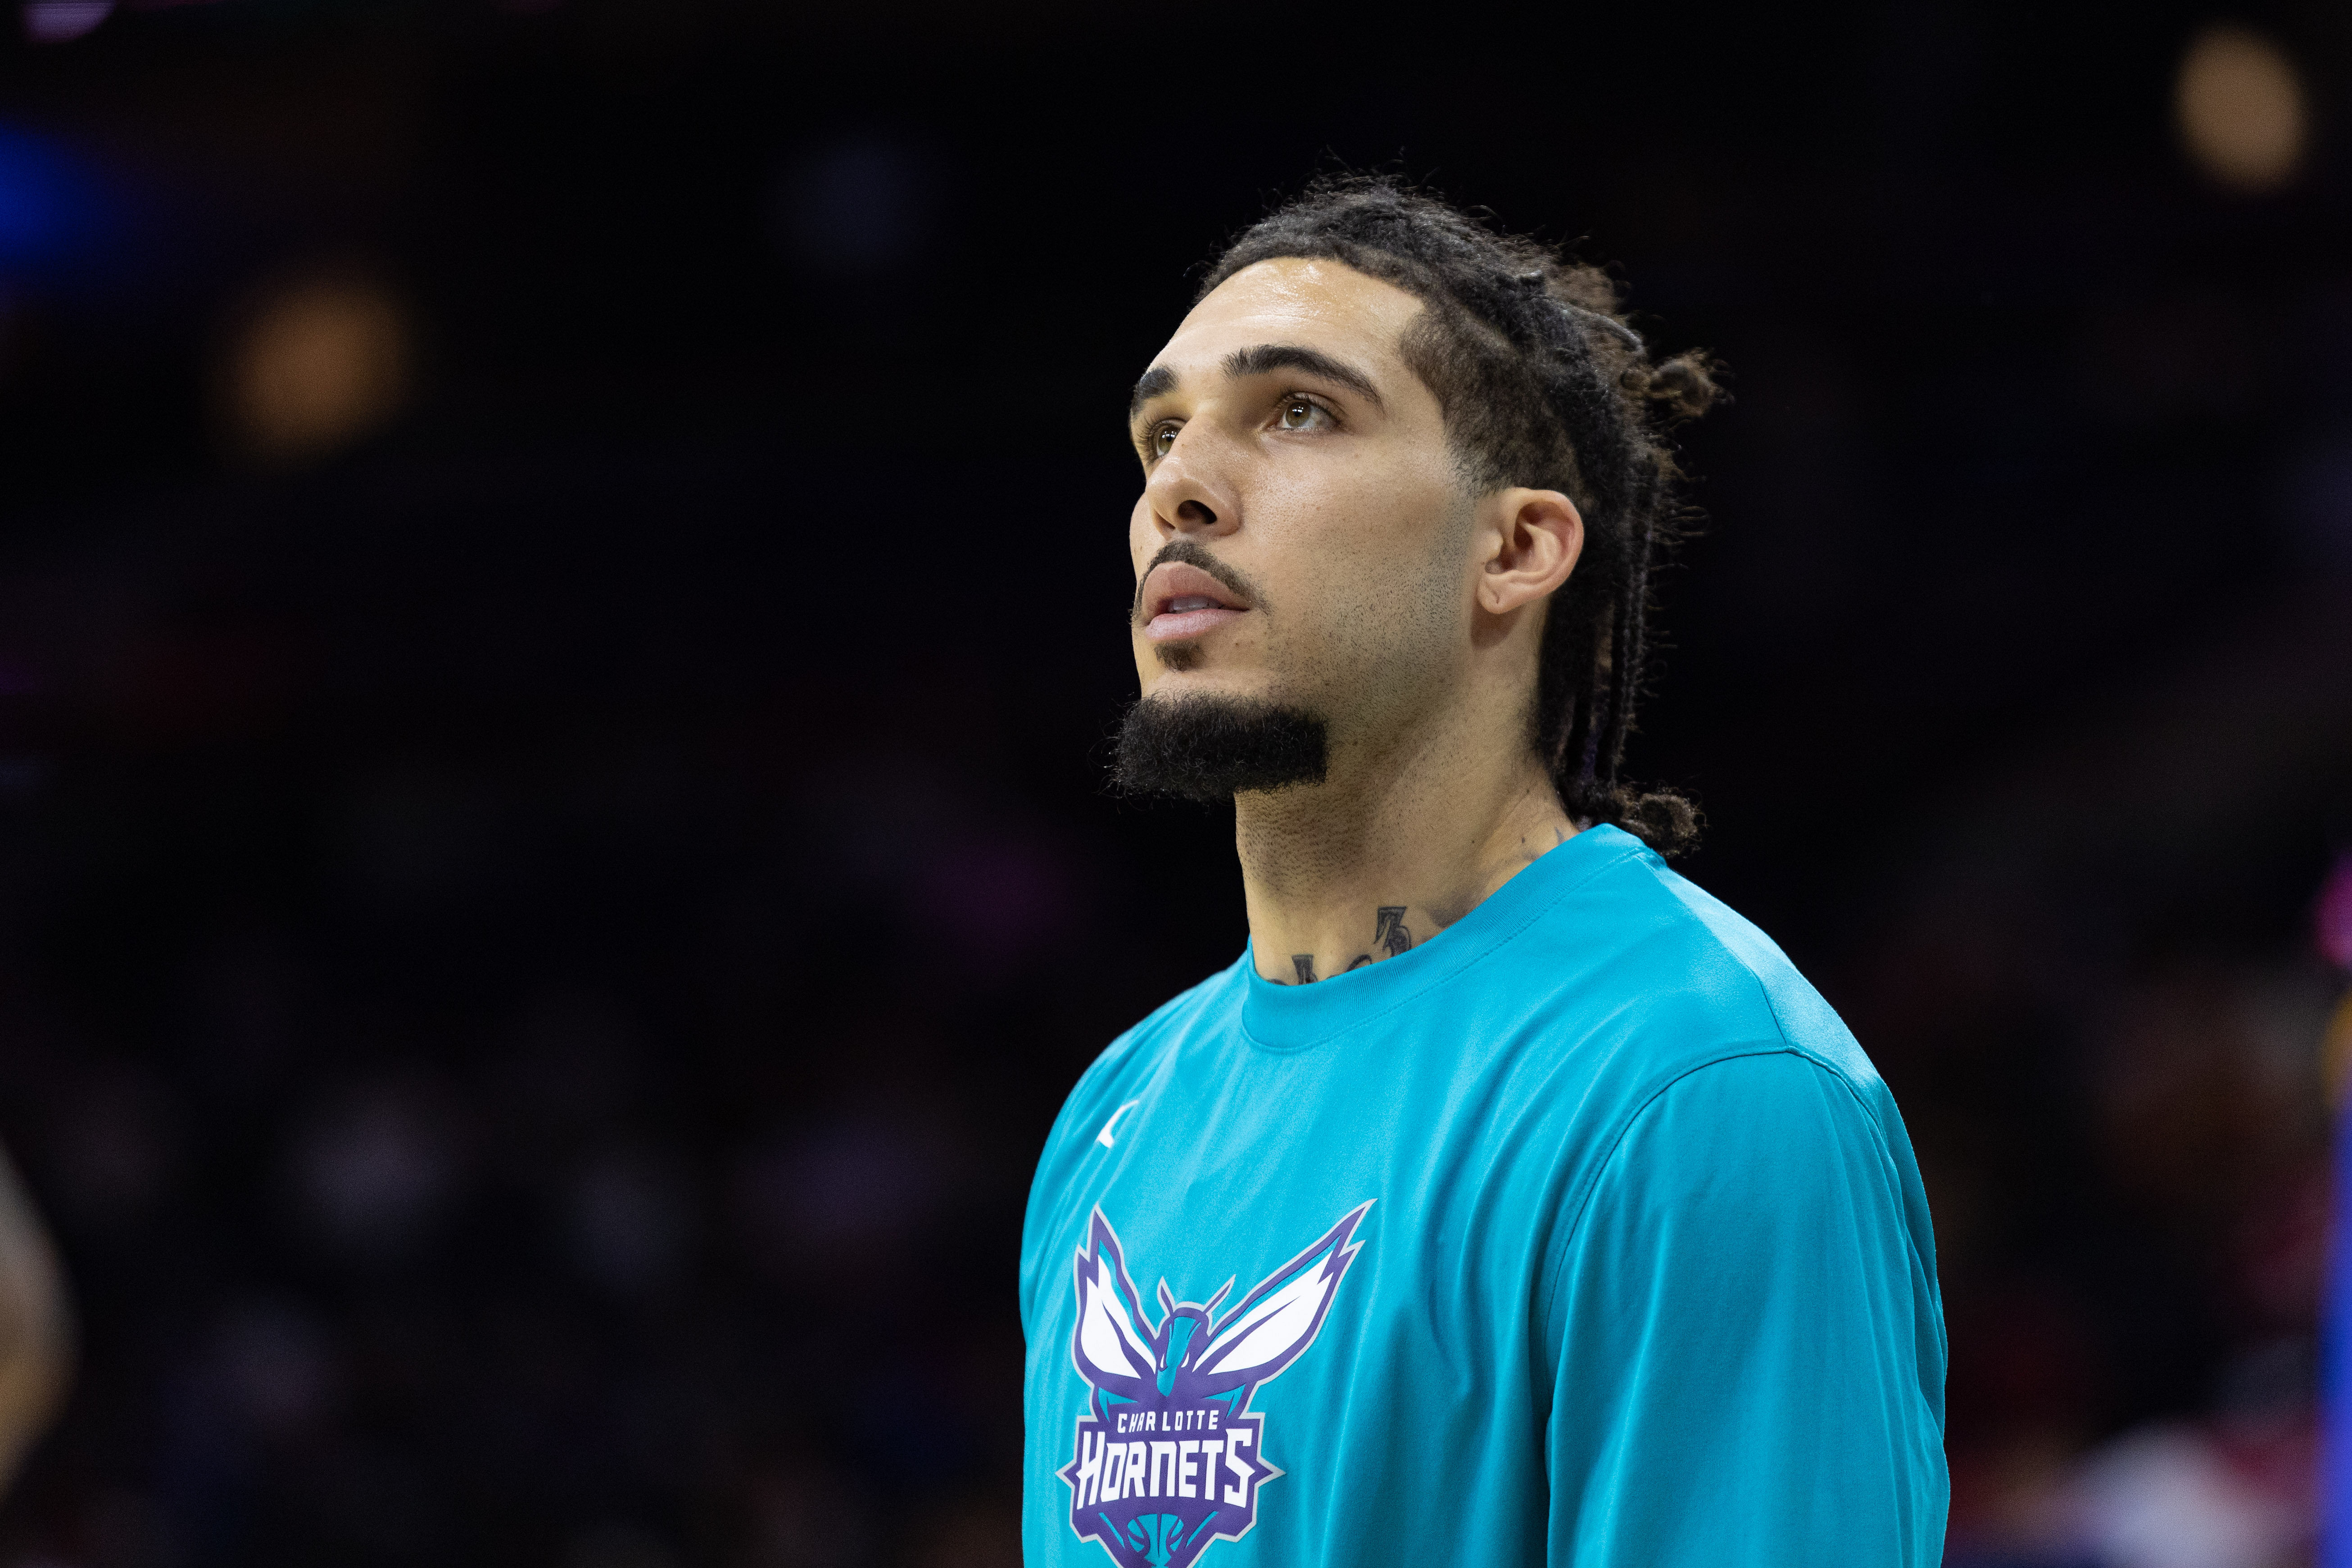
[
  {"left": 2175, "top": 25, "right": 2307, "bottom": 195},
  {"left": 2322, "top": 992, "right": 2352, "bottom": 1112},
  {"left": 226, "top": 274, "right": 411, "bottom": 466}
]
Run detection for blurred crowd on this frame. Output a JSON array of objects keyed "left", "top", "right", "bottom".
[{"left": 0, "top": 539, "right": 1171, "bottom": 1565}]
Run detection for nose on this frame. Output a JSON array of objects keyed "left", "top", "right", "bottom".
[{"left": 1141, "top": 428, "right": 1238, "bottom": 542}]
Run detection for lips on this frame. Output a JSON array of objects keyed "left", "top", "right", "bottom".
[{"left": 1140, "top": 561, "right": 1249, "bottom": 644}]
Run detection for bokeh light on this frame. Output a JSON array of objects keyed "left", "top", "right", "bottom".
[
  {"left": 20, "top": 2, "right": 111, "bottom": 46},
  {"left": 223, "top": 273, "right": 412, "bottom": 465},
  {"left": 0, "top": 127, "right": 103, "bottom": 267},
  {"left": 2175, "top": 25, "right": 2307, "bottom": 194}
]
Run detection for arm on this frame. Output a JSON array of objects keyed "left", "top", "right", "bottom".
[{"left": 1545, "top": 1051, "right": 1947, "bottom": 1566}]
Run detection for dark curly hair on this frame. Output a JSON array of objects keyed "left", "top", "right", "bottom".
[{"left": 1197, "top": 177, "right": 1719, "bottom": 856}]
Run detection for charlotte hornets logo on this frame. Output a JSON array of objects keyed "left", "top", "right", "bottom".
[{"left": 1058, "top": 1202, "right": 1372, "bottom": 1568}]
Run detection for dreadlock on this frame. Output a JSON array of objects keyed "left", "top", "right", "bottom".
[{"left": 1196, "top": 177, "right": 1719, "bottom": 857}]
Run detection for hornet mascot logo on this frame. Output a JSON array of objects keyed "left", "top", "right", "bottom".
[{"left": 1058, "top": 1202, "right": 1371, "bottom": 1568}]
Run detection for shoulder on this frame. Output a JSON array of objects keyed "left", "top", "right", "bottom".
[
  {"left": 1636, "top": 857, "right": 1881, "bottom": 1089},
  {"left": 1512, "top": 829, "right": 1885, "bottom": 1103},
  {"left": 1560, "top": 1048, "right": 1948, "bottom": 1399},
  {"left": 1541, "top": 1036, "right": 1943, "bottom": 1389},
  {"left": 1023, "top": 956, "right": 1247, "bottom": 1207},
  {"left": 1490, "top": 832, "right": 1927, "bottom": 1268},
  {"left": 1072, "top": 956, "right": 1248, "bottom": 1111},
  {"left": 1605, "top": 1050, "right": 1897, "bottom": 1204},
  {"left": 1559, "top": 1051, "right": 1913, "bottom": 1297}
]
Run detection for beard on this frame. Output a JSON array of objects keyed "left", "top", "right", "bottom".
[{"left": 1111, "top": 691, "right": 1329, "bottom": 803}]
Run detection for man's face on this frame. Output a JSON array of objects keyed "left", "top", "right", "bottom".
[{"left": 1125, "top": 259, "right": 1474, "bottom": 751}]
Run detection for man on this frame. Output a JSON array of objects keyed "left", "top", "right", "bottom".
[{"left": 1020, "top": 179, "right": 1946, "bottom": 1567}]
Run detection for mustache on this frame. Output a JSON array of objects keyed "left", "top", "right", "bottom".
[{"left": 1130, "top": 538, "right": 1267, "bottom": 627}]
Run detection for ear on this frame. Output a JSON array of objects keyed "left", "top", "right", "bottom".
[{"left": 1476, "top": 488, "right": 1583, "bottom": 617}]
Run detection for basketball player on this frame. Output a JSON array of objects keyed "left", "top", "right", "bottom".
[{"left": 1020, "top": 180, "right": 1947, "bottom": 1567}]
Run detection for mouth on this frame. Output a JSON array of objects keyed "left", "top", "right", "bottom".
[{"left": 1139, "top": 561, "right": 1251, "bottom": 645}]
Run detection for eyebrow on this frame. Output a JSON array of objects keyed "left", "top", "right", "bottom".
[
  {"left": 1125, "top": 342, "right": 1387, "bottom": 425},
  {"left": 1128, "top": 364, "right": 1179, "bottom": 421},
  {"left": 1220, "top": 343, "right": 1384, "bottom": 409}
]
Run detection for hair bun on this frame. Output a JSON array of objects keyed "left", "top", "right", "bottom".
[
  {"left": 1610, "top": 787, "right": 1704, "bottom": 857},
  {"left": 1626, "top": 352, "right": 1723, "bottom": 421}
]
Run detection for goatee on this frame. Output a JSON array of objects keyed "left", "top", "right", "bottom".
[{"left": 1111, "top": 693, "right": 1328, "bottom": 803}]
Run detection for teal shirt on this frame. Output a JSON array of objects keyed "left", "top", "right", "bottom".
[{"left": 1019, "top": 825, "right": 1948, "bottom": 1568}]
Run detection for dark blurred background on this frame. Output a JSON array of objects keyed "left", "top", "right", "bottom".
[{"left": 0, "top": 2, "right": 2346, "bottom": 1565}]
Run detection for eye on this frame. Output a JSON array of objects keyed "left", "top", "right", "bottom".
[
  {"left": 1147, "top": 421, "right": 1180, "bottom": 458},
  {"left": 1277, "top": 397, "right": 1329, "bottom": 432}
]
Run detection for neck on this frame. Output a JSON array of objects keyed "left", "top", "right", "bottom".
[{"left": 1235, "top": 707, "right": 1577, "bottom": 984}]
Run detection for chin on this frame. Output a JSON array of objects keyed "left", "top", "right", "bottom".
[
  {"left": 1142, "top": 664, "right": 1273, "bottom": 706},
  {"left": 1149, "top": 639, "right": 1210, "bottom": 675}
]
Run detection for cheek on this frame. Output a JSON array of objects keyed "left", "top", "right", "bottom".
[
  {"left": 1128, "top": 495, "right": 1157, "bottom": 567},
  {"left": 1265, "top": 464, "right": 1464, "bottom": 619},
  {"left": 1266, "top": 450, "right": 1449, "bottom": 546}
]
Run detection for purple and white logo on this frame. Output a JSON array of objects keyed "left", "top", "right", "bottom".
[{"left": 1058, "top": 1202, "right": 1371, "bottom": 1568}]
